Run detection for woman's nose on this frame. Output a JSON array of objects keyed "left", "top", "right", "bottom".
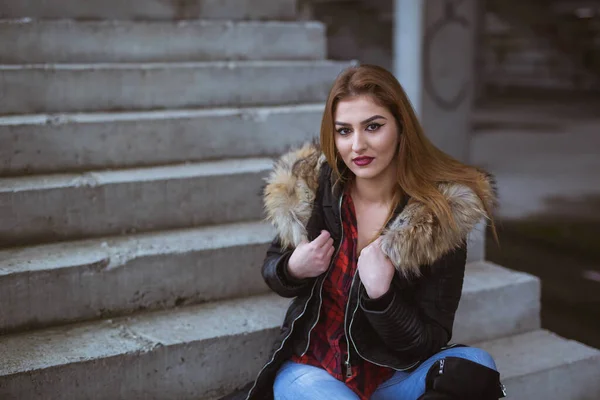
[{"left": 352, "top": 133, "right": 367, "bottom": 153}]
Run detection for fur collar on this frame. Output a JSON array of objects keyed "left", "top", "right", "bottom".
[{"left": 263, "top": 143, "right": 496, "bottom": 276}]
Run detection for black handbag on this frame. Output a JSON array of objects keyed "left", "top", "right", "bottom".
[{"left": 417, "top": 356, "right": 507, "bottom": 400}]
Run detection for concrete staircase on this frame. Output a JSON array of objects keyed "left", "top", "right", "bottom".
[{"left": 0, "top": 1, "right": 599, "bottom": 399}]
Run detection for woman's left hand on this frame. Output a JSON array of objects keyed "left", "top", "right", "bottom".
[{"left": 357, "top": 237, "right": 396, "bottom": 299}]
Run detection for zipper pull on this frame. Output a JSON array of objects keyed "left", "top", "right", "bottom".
[
  {"left": 345, "top": 361, "right": 353, "bottom": 378},
  {"left": 438, "top": 359, "right": 445, "bottom": 375}
]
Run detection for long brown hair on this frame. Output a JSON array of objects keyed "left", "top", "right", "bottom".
[{"left": 320, "top": 64, "right": 497, "bottom": 239}]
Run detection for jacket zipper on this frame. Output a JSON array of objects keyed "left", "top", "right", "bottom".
[
  {"left": 245, "top": 268, "right": 320, "bottom": 400},
  {"left": 347, "top": 281, "right": 421, "bottom": 372},
  {"left": 343, "top": 268, "right": 357, "bottom": 378},
  {"left": 301, "top": 194, "right": 345, "bottom": 356}
]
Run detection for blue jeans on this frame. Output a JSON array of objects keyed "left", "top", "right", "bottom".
[{"left": 273, "top": 347, "right": 497, "bottom": 400}]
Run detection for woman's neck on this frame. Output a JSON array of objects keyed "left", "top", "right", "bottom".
[{"left": 350, "top": 165, "right": 398, "bottom": 207}]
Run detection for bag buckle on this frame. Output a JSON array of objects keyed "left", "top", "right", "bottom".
[{"left": 500, "top": 383, "right": 508, "bottom": 397}]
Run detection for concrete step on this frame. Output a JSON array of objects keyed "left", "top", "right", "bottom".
[
  {"left": 0, "top": 240, "right": 539, "bottom": 342},
  {"left": 0, "top": 20, "right": 326, "bottom": 64},
  {"left": 0, "top": 222, "right": 275, "bottom": 334},
  {"left": 453, "top": 261, "right": 540, "bottom": 344},
  {"left": 0, "top": 294, "right": 595, "bottom": 399},
  {"left": 0, "top": 104, "right": 322, "bottom": 176},
  {"left": 478, "top": 330, "right": 600, "bottom": 400},
  {"left": 0, "top": 159, "right": 271, "bottom": 247},
  {"left": 0, "top": 0, "right": 297, "bottom": 21},
  {"left": 0, "top": 60, "right": 352, "bottom": 115},
  {"left": 0, "top": 294, "right": 289, "bottom": 400}
]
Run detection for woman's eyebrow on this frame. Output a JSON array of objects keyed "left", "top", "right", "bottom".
[{"left": 334, "top": 115, "right": 387, "bottom": 126}]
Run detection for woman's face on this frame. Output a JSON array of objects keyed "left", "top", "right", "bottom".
[{"left": 333, "top": 95, "right": 400, "bottom": 181}]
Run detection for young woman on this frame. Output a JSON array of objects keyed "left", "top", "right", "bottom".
[{"left": 238, "top": 65, "right": 504, "bottom": 400}]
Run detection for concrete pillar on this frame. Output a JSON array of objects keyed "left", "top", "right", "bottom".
[
  {"left": 473, "top": 0, "right": 487, "bottom": 104},
  {"left": 393, "top": 0, "right": 486, "bottom": 262}
]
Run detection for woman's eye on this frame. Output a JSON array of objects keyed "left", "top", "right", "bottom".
[
  {"left": 366, "top": 123, "right": 382, "bottom": 131},
  {"left": 336, "top": 128, "right": 351, "bottom": 136}
]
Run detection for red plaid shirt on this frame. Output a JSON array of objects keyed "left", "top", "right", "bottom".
[{"left": 291, "top": 192, "right": 394, "bottom": 399}]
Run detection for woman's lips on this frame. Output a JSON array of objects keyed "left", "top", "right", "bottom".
[{"left": 353, "top": 157, "right": 375, "bottom": 166}]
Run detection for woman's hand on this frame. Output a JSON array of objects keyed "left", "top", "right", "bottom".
[
  {"left": 287, "top": 230, "right": 335, "bottom": 279},
  {"left": 358, "top": 237, "right": 395, "bottom": 299}
]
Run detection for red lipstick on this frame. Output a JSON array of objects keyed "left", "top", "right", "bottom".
[{"left": 353, "top": 156, "right": 374, "bottom": 166}]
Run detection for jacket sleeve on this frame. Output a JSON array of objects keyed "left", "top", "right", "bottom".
[
  {"left": 261, "top": 236, "right": 316, "bottom": 298},
  {"left": 359, "top": 243, "right": 467, "bottom": 359}
]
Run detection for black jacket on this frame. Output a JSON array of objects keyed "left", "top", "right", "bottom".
[{"left": 230, "top": 144, "right": 495, "bottom": 400}]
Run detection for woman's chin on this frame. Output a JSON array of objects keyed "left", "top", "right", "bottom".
[{"left": 350, "top": 167, "right": 382, "bottom": 180}]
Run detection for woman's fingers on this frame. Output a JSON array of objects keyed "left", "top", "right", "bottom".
[
  {"left": 326, "top": 244, "right": 335, "bottom": 260},
  {"left": 312, "top": 230, "right": 331, "bottom": 248}
]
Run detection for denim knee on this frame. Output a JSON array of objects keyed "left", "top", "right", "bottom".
[{"left": 273, "top": 361, "right": 302, "bottom": 397}]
